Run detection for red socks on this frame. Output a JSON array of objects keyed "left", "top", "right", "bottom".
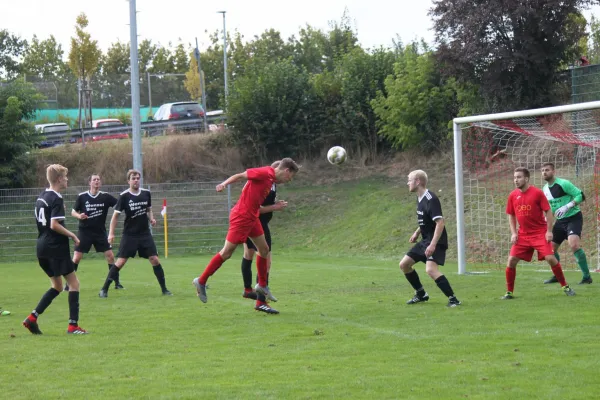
[
  {"left": 551, "top": 263, "right": 567, "bottom": 286},
  {"left": 256, "top": 255, "right": 268, "bottom": 287},
  {"left": 199, "top": 253, "right": 225, "bottom": 285},
  {"left": 506, "top": 267, "right": 516, "bottom": 292}
]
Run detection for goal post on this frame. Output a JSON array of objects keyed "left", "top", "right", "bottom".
[{"left": 453, "top": 100, "right": 600, "bottom": 274}]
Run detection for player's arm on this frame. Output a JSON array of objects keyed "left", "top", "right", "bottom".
[
  {"left": 409, "top": 227, "right": 420, "bottom": 243},
  {"left": 50, "top": 219, "right": 78, "bottom": 244},
  {"left": 555, "top": 180, "right": 585, "bottom": 218},
  {"left": 216, "top": 172, "right": 248, "bottom": 192},
  {"left": 424, "top": 219, "right": 444, "bottom": 256},
  {"left": 108, "top": 212, "right": 120, "bottom": 244},
  {"left": 259, "top": 201, "right": 288, "bottom": 213},
  {"left": 147, "top": 207, "right": 156, "bottom": 226},
  {"left": 544, "top": 208, "right": 555, "bottom": 242},
  {"left": 71, "top": 209, "right": 87, "bottom": 220}
]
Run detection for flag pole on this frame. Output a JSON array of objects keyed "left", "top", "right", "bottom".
[{"left": 161, "top": 198, "right": 168, "bottom": 258}]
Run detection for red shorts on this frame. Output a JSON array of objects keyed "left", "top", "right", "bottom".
[
  {"left": 509, "top": 234, "right": 553, "bottom": 262},
  {"left": 226, "top": 213, "right": 264, "bottom": 244}
]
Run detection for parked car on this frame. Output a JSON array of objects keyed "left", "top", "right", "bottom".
[
  {"left": 147, "top": 101, "right": 205, "bottom": 136},
  {"left": 89, "top": 119, "right": 129, "bottom": 141},
  {"left": 34, "top": 123, "right": 71, "bottom": 148}
]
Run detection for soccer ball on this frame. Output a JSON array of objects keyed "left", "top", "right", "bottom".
[{"left": 327, "top": 146, "right": 347, "bottom": 165}]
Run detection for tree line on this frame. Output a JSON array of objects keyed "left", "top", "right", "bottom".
[{"left": 1, "top": 1, "right": 600, "bottom": 186}]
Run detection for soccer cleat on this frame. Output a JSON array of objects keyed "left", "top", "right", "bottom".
[
  {"left": 406, "top": 291, "right": 429, "bottom": 304},
  {"left": 114, "top": 283, "right": 125, "bottom": 290},
  {"left": 1, "top": 310, "right": 10, "bottom": 316},
  {"left": 578, "top": 276, "right": 593, "bottom": 285},
  {"left": 255, "top": 303, "right": 280, "bottom": 314},
  {"left": 255, "top": 284, "right": 277, "bottom": 302},
  {"left": 563, "top": 285, "right": 576, "bottom": 296},
  {"left": 162, "top": 289, "right": 173, "bottom": 296},
  {"left": 23, "top": 317, "right": 42, "bottom": 335},
  {"left": 193, "top": 278, "right": 207, "bottom": 303},
  {"left": 67, "top": 325, "right": 89, "bottom": 335},
  {"left": 447, "top": 296, "right": 462, "bottom": 307},
  {"left": 501, "top": 291, "right": 514, "bottom": 300},
  {"left": 544, "top": 275, "right": 558, "bottom": 284},
  {"left": 242, "top": 290, "right": 258, "bottom": 300},
  {"left": 98, "top": 289, "right": 108, "bottom": 298}
]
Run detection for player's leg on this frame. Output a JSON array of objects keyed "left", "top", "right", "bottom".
[
  {"left": 66, "top": 250, "right": 84, "bottom": 292},
  {"left": 63, "top": 271, "right": 87, "bottom": 334},
  {"left": 99, "top": 256, "right": 128, "bottom": 298},
  {"left": 241, "top": 241, "right": 257, "bottom": 299},
  {"left": 502, "top": 256, "right": 520, "bottom": 299},
  {"left": 543, "top": 251, "right": 575, "bottom": 296},
  {"left": 401, "top": 243, "right": 429, "bottom": 304},
  {"left": 193, "top": 240, "right": 240, "bottom": 303},
  {"left": 424, "top": 248, "right": 461, "bottom": 307},
  {"left": 23, "top": 259, "right": 66, "bottom": 335},
  {"left": 249, "top": 234, "right": 278, "bottom": 314},
  {"left": 103, "top": 249, "right": 123, "bottom": 289},
  {"left": 566, "top": 216, "right": 591, "bottom": 284},
  {"left": 545, "top": 221, "right": 567, "bottom": 284},
  {"left": 148, "top": 253, "right": 171, "bottom": 295}
]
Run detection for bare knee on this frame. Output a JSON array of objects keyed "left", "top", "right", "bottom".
[
  {"left": 220, "top": 248, "right": 234, "bottom": 260},
  {"left": 425, "top": 263, "right": 442, "bottom": 280},
  {"left": 64, "top": 274, "right": 80, "bottom": 291},
  {"left": 507, "top": 256, "right": 519, "bottom": 268},
  {"left": 243, "top": 246, "right": 255, "bottom": 260},
  {"left": 149, "top": 256, "right": 160, "bottom": 266},
  {"left": 51, "top": 279, "right": 63, "bottom": 292},
  {"left": 399, "top": 257, "right": 415, "bottom": 274},
  {"left": 105, "top": 251, "right": 115, "bottom": 264}
]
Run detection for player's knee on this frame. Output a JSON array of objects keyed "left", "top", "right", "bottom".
[
  {"left": 68, "top": 278, "right": 80, "bottom": 291},
  {"left": 568, "top": 242, "right": 580, "bottom": 253},
  {"left": 149, "top": 255, "right": 159, "bottom": 265},
  {"left": 51, "top": 281, "right": 63, "bottom": 292},
  {"left": 507, "top": 257, "right": 519, "bottom": 268}
]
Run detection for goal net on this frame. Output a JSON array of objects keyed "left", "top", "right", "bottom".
[{"left": 453, "top": 101, "right": 600, "bottom": 274}]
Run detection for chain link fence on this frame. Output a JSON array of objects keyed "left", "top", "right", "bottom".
[
  {"left": 0, "top": 182, "right": 231, "bottom": 262},
  {"left": 571, "top": 63, "right": 600, "bottom": 104}
]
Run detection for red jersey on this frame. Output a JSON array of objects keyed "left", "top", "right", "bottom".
[
  {"left": 231, "top": 166, "right": 276, "bottom": 220},
  {"left": 505, "top": 185, "right": 550, "bottom": 236}
]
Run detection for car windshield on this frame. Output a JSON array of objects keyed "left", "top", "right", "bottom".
[
  {"left": 172, "top": 103, "right": 203, "bottom": 113},
  {"left": 97, "top": 121, "right": 123, "bottom": 127},
  {"left": 43, "top": 125, "right": 69, "bottom": 133}
]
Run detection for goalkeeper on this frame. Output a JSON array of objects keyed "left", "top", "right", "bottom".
[{"left": 541, "top": 163, "right": 591, "bottom": 284}]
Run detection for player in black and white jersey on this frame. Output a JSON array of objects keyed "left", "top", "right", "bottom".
[
  {"left": 399, "top": 169, "right": 461, "bottom": 308},
  {"left": 240, "top": 161, "right": 288, "bottom": 314},
  {"left": 23, "top": 164, "right": 88, "bottom": 335},
  {"left": 68, "top": 174, "right": 122, "bottom": 291},
  {"left": 98, "top": 169, "right": 171, "bottom": 298}
]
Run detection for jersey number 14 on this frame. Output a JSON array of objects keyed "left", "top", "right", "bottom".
[{"left": 35, "top": 208, "right": 47, "bottom": 226}]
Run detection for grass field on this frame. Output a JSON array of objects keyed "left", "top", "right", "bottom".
[{"left": 1, "top": 253, "right": 599, "bottom": 399}]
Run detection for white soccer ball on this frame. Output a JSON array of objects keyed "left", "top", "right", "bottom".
[{"left": 327, "top": 146, "right": 347, "bottom": 165}]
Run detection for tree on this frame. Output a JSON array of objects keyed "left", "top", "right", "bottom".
[
  {"left": 21, "top": 35, "right": 65, "bottom": 80},
  {"left": 0, "top": 30, "right": 27, "bottom": 80},
  {"left": 184, "top": 55, "right": 204, "bottom": 102},
  {"left": 0, "top": 81, "right": 43, "bottom": 187},
  {"left": 372, "top": 43, "right": 458, "bottom": 149},
  {"left": 227, "top": 59, "right": 317, "bottom": 161},
  {"left": 68, "top": 13, "right": 102, "bottom": 126},
  {"left": 95, "top": 41, "right": 130, "bottom": 108},
  {"left": 430, "top": 0, "right": 598, "bottom": 111}
]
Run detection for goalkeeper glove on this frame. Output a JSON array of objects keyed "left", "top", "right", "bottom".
[{"left": 555, "top": 201, "right": 575, "bottom": 218}]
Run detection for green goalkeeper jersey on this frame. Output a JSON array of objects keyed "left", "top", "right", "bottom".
[{"left": 542, "top": 177, "right": 584, "bottom": 219}]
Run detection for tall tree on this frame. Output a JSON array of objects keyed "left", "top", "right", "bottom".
[
  {"left": 0, "top": 81, "right": 43, "bottom": 187},
  {"left": 21, "top": 35, "right": 65, "bottom": 80},
  {"left": 0, "top": 30, "right": 27, "bottom": 80},
  {"left": 96, "top": 41, "right": 130, "bottom": 108},
  {"left": 431, "top": 0, "right": 598, "bottom": 111},
  {"left": 68, "top": 13, "right": 102, "bottom": 126}
]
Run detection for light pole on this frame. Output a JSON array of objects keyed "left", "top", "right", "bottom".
[
  {"left": 217, "top": 10, "right": 228, "bottom": 106},
  {"left": 129, "top": 0, "right": 143, "bottom": 185}
]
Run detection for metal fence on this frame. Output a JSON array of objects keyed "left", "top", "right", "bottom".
[
  {"left": 571, "top": 63, "right": 600, "bottom": 103},
  {"left": 0, "top": 182, "right": 231, "bottom": 262}
]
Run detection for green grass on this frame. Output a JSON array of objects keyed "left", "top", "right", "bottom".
[{"left": 1, "top": 254, "right": 599, "bottom": 399}]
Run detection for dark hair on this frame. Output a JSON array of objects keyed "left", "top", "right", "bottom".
[
  {"left": 514, "top": 167, "right": 530, "bottom": 178},
  {"left": 127, "top": 169, "right": 141, "bottom": 180},
  {"left": 541, "top": 162, "right": 555, "bottom": 170},
  {"left": 278, "top": 158, "right": 300, "bottom": 173}
]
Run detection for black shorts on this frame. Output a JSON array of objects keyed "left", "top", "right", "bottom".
[
  {"left": 38, "top": 257, "right": 75, "bottom": 278},
  {"left": 406, "top": 241, "right": 447, "bottom": 266},
  {"left": 246, "top": 220, "right": 271, "bottom": 251},
  {"left": 74, "top": 230, "right": 112, "bottom": 253},
  {"left": 553, "top": 212, "right": 583, "bottom": 245},
  {"left": 117, "top": 234, "right": 158, "bottom": 259}
]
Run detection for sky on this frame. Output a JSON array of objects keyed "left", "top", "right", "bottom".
[{"left": 1, "top": 1, "right": 600, "bottom": 56}]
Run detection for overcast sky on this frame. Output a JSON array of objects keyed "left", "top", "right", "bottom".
[{"left": 1, "top": 1, "right": 599, "bottom": 56}]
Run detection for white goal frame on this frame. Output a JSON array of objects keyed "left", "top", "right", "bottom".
[{"left": 453, "top": 100, "right": 600, "bottom": 274}]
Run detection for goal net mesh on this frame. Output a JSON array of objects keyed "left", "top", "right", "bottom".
[{"left": 459, "top": 109, "right": 600, "bottom": 271}]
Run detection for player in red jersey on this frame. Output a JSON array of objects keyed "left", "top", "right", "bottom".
[
  {"left": 502, "top": 167, "right": 575, "bottom": 299},
  {"left": 193, "top": 158, "right": 299, "bottom": 313}
]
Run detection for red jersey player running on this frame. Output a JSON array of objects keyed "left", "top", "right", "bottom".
[
  {"left": 503, "top": 167, "right": 575, "bottom": 299},
  {"left": 193, "top": 158, "right": 299, "bottom": 313}
]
